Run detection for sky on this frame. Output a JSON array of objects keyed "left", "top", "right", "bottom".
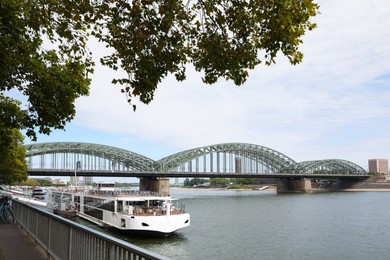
[{"left": 20, "top": 0, "right": 390, "bottom": 180}]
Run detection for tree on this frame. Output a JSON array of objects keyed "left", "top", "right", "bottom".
[
  {"left": 0, "top": 127, "right": 28, "bottom": 184},
  {"left": 231, "top": 177, "right": 257, "bottom": 185},
  {"left": 15, "top": 178, "right": 39, "bottom": 187},
  {"left": 1, "top": 0, "right": 319, "bottom": 139},
  {"left": 184, "top": 178, "right": 208, "bottom": 187},
  {"left": 35, "top": 178, "right": 53, "bottom": 186},
  {"left": 209, "top": 178, "right": 229, "bottom": 187},
  {"left": 1, "top": 1, "right": 92, "bottom": 140},
  {"left": 0, "top": 95, "right": 28, "bottom": 184}
]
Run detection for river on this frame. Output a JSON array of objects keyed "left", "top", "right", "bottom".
[{"left": 77, "top": 189, "right": 390, "bottom": 260}]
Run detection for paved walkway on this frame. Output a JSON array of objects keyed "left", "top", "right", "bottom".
[{"left": 0, "top": 223, "right": 47, "bottom": 260}]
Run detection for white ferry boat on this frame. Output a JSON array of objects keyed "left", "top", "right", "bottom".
[
  {"left": 49, "top": 183, "right": 190, "bottom": 237},
  {"left": 32, "top": 188, "right": 46, "bottom": 200},
  {"left": 0, "top": 186, "right": 47, "bottom": 207}
]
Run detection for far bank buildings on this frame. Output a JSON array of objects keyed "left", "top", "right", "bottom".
[{"left": 368, "top": 159, "right": 389, "bottom": 174}]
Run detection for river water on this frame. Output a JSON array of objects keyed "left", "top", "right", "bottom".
[{"left": 79, "top": 189, "right": 390, "bottom": 260}]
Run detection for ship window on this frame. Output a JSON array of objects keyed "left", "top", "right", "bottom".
[
  {"left": 142, "top": 223, "right": 149, "bottom": 227},
  {"left": 100, "top": 200, "right": 115, "bottom": 211},
  {"left": 117, "top": 201, "right": 123, "bottom": 212},
  {"left": 125, "top": 201, "right": 144, "bottom": 207},
  {"left": 150, "top": 200, "right": 160, "bottom": 207},
  {"left": 84, "top": 197, "right": 105, "bottom": 220},
  {"left": 121, "top": 219, "right": 125, "bottom": 227},
  {"left": 74, "top": 196, "right": 80, "bottom": 211}
]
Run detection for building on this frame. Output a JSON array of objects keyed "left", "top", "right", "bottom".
[
  {"left": 70, "top": 176, "right": 80, "bottom": 186},
  {"left": 84, "top": 176, "right": 93, "bottom": 185},
  {"left": 368, "top": 159, "right": 389, "bottom": 174},
  {"left": 51, "top": 179, "right": 67, "bottom": 185}
]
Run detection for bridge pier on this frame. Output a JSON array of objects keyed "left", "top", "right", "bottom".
[
  {"left": 277, "top": 178, "right": 313, "bottom": 193},
  {"left": 139, "top": 177, "right": 170, "bottom": 196}
]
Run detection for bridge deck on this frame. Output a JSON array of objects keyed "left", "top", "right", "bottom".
[{"left": 27, "top": 169, "right": 369, "bottom": 179}]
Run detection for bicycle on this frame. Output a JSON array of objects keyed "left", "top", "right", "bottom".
[{"left": 0, "top": 195, "right": 15, "bottom": 224}]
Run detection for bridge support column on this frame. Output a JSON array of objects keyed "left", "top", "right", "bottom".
[
  {"left": 277, "top": 178, "right": 313, "bottom": 193},
  {"left": 139, "top": 177, "right": 170, "bottom": 196}
]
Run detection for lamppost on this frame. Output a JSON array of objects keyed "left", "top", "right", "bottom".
[{"left": 74, "top": 161, "right": 81, "bottom": 186}]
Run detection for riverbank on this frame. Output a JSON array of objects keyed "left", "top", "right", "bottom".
[
  {"left": 172, "top": 185, "right": 276, "bottom": 191},
  {"left": 319, "top": 175, "right": 390, "bottom": 191},
  {"left": 175, "top": 180, "right": 390, "bottom": 192}
]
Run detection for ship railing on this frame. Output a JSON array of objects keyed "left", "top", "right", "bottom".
[
  {"left": 92, "top": 189, "right": 164, "bottom": 197},
  {"left": 51, "top": 188, "right": 164, "bottom": 198},
  {"left": 130, "top": 206, "right": 186, "bottom": 216},
  {"left": 127, "top": 201, "right": 187, "bottom": 216},
  {"left": 12, "top": 199, "right": 169, "bottom": 260}
]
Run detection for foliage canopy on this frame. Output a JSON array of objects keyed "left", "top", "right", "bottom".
[
  {"left": 1, "top": 0, "right": 319, "bottom": 139},
  {"left": 0, "top": 127, "right": 28, "bottom": 184}
]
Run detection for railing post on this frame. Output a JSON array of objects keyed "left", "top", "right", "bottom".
[
  {"left": 68, "top": 227, "right": 73, "bottom": 260},
  {"left": 47, "top": 217, "right": 51, "bottom": 258},
  {"left": 108, "top": 243, "right": 115, "bottom": 260}
]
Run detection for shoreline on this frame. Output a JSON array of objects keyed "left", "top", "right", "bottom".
[
  {"left": 172, "top": 186, "right": 390, "bottom": 192},
  {"left": 313, "top": 188, "right": 390, "bottom": 192}
]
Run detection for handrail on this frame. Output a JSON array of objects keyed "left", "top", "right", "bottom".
[{"left": 12, "top": 199, "right": 170, "bottom": 260}]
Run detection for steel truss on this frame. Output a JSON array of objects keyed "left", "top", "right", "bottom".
[
  {"left": 155, "top": 143, "right": 300, "bottom": 173},
  {"left": 24, "top": 142, "right": 368, "bottom": 176},
  {"left": 298, "top": 159, "right": 367, "bottom": 175},
  {"left": 25, "top": 142, "right": 154, "bottom": 171}
]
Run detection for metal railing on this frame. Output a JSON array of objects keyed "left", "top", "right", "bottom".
[{"left": 12, "top": 199, "right": 169, "bottom": 260}]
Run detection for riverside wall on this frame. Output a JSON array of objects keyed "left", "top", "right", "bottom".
[
  {"left": 316, "top": 175, "right": 390, "bottom": 191},
  {"left": 277, "top": 175, "right": 390, "bottom": 193}
]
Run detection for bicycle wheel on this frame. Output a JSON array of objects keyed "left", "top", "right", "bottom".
[
  {"left": 3, "top": 207, "right": 14, "bottom": 223},
  {"left": 0, "top": 208, "right": 7, "bottom": 223}
]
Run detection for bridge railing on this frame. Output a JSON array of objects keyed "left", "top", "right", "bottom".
[{"left": 12, "top": 199, "right": 169, "bottom": 260}]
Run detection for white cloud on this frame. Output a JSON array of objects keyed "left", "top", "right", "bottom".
[{"left": 70, "top": 0, "right": 390, "bottom": 168}]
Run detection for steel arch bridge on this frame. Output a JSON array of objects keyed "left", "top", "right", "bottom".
[
  {"left": 297, "top": 159, "right": 367, "bottom": 175},
  {"left": 155, "top": 143, "right": 300, "bottom": 174},
  {"left": 25, "top": 142, "right": 368, "bottom": 177},
  {"left": 25, "top": 142, "right": 155, "bottom": 172}
]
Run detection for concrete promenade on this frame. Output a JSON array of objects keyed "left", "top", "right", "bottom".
[{"left": 0, "top": 223, "right": 47, "bottom": 260}]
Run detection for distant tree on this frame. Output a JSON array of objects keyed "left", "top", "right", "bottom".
[
  {"left": 185, "top": 178, "right": 208, "bottom": 187},
  {"left": 230, "top": 178, "right": 257, "bottom": 185},
  {"left": 36, "top": 179, "right": 53, "bottom": 186},
  {"left": 210, "top": 178, "right": 229, "bottom": 187},
  {"left": 15, "top": 178, "right": 39, "bottom": 187},
  {"left": 114, "top": 182, "right": 138, "bottom": 187},
  {"left": 1, "top": 0, "right": 319, "bottom": 140},
  {"left": 228, "top": 183, "right": 246, "bottom": 189}
]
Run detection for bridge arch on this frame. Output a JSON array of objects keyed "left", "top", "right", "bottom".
[
  {"left": 155, "top": 143, "right": 300, "bottom": 174},
  {"left": 25, "top": 142, "right": 155, "bottom": 171},
  {"left": 297, "top": 159, "right": 367, "bottom": 175},
  {"left": 24, "top": 142, "right": 368, "bottom": 177}
]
